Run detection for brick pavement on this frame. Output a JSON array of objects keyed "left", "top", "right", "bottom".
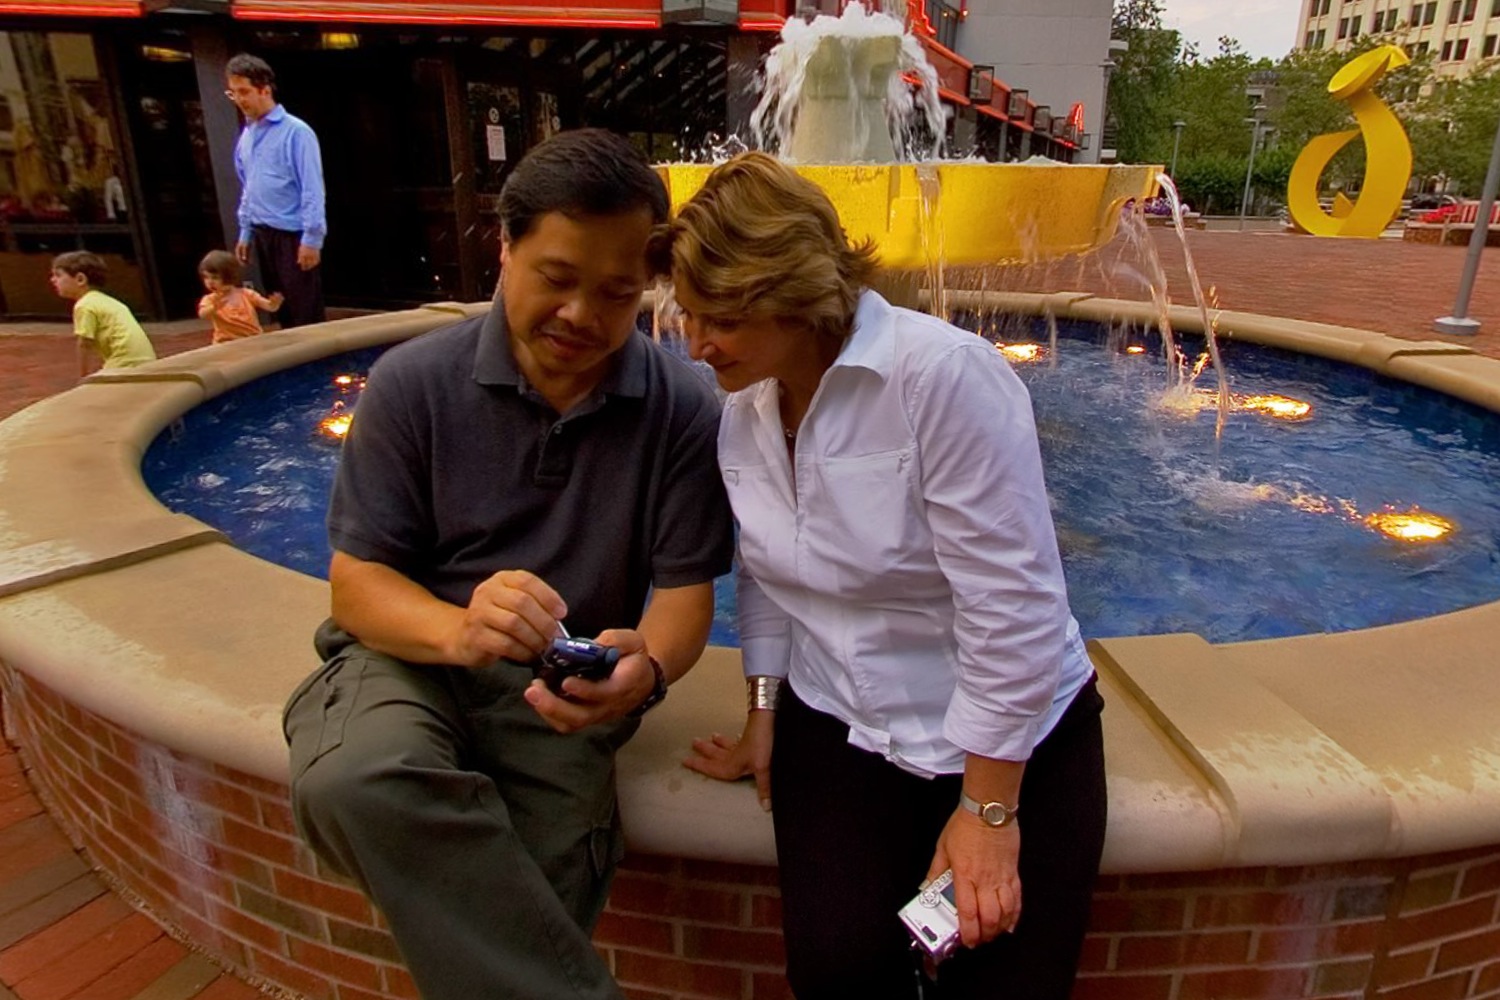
[
  {"left": 1003, "top": 227, "right": 1500, "bottom": 359},
  {"left": 0, "top": 739, "right": 267, "bottom": 1000},
  {"left": 1, "top": 227, "right": 1498, "bottom": 999}
]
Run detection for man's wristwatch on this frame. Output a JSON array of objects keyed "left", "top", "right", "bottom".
[
  {"left": 627, "top": 655, "right": 668, "bottom": 718},
  {"left": 960, "top": 791, "right": 1019, "bottom": 828}
]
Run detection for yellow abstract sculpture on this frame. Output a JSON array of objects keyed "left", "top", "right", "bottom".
[{"left": 1288, "top": 45, "right": 1413, "bottom": 238}]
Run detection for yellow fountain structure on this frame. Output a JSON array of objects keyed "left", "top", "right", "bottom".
[{"left": 656, "top": 3, "right": 1159, "bottom": 269}]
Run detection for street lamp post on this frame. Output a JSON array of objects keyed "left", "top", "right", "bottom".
[
  {"left": 1239, "top": 104, "right": 1269, "bottom": 231},
  {"left": 1434, "top": 107, "right": 1500, "bottom": 336},
  {"left": 1170, "top": 120, "right": 1186, "bottom": 176}
]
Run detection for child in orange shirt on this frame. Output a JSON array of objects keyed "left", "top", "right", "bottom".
[{"left": 197, "top": 250, "right": 283, "bottom": 344}]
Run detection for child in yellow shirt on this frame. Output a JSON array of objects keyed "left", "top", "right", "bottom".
[
  {"left": 197, "top": 250, "right": 283, "bottom": 344},
  {"left": 49, "top": 251, "right": 157, "bottom": 377}
]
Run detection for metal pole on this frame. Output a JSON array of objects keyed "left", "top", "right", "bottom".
[
  {"left": 1170, "top": 121, "right": 1185, "bottom": 176},
  {"left": 1239, "top": 125, "right": 1260, "bottom": 231},
  {"left": 1434, "top": 108, "right": 1500, "bottom": 336}
]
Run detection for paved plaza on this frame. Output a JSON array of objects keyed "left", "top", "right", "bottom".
[
  {"left": 4, "top": 228, "right": 1498, "bottom": 424},
  {"left": 0, "top": 226, "right": 1498, "bottom": 998}
]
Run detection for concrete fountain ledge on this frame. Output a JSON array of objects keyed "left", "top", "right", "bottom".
[{"left": 1, "top": 298, "right": 1499, "bottom": 1000}]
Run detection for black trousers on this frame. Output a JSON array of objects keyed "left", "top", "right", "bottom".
[
  {"left": 251, "top": 224, "right": 326, "bottom": 329},
  {"left": 771, "top": 677, "right": 1107, "bottom": 1000}
]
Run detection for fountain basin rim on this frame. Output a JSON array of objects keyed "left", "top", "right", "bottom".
[{"left": 1, "top": 297, "right": 1498, "bottom": 873}]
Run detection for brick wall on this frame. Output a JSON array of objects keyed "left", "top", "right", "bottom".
[{"left": 4, "top": 663, "right": 1499, "bottom": 1000}]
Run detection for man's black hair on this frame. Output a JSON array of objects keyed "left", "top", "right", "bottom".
[
  {"left": 226, "top": 53, "right": 276, "bottom": 91},
  {"left": 498, "top": 128, "right": 669, "bottom": 245}
]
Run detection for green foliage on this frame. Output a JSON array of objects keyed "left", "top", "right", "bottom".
[
  {"left": 1106, "top": 0, "right": 1495, "bottom": 205},
  {"left": 1172, "top": 154, "right": 1247, "bottom": 215},
  {"left": 1406, "top": 62, "right": 1500, "bottom": 195}
]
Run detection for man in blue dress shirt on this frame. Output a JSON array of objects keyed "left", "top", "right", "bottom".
[{"left": 226, "top": 53, "right": 326, "bottom": 328}]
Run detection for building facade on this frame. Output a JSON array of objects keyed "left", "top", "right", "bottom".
[
  {"left": 0, "top": 0, "right": 1095, "bottom": 321},
  {"left": 1296, "top": 0, "right": 1500, "bottom": 75}
]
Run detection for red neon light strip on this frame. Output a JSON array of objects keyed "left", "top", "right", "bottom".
[
  {"left": 233, "top": 0, "right": 660, "bottom": 26},
  {"left": 235, "top": 10, "right": 660, "bottom": 25},
  {"left": 0, "top": 1, "right": 141, "bottom": 13}
]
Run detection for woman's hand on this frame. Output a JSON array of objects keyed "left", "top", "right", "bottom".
[
  {"left": 926, "top": 808, "right": 1022, "bottom": 948},
  {"left": 683, "top": 710, "right": 775, "bottom": 811}
]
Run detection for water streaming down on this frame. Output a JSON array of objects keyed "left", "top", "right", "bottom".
[{"left": 749, "top": 0, "right": 946, "bottom": 163}]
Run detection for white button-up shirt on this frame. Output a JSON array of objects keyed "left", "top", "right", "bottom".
[{"left": 721, "top": 291, "right": 1093, "bottom": 777}]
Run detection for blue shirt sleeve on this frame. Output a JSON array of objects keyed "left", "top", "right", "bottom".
[{"left": 293, "top": 125, "right": 326, "bottom": 250}]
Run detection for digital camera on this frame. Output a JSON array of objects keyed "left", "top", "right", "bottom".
[
  {"left": 534, "top": 637, "right": 620, "bottom": 694},
  {"left": 898, "top": 869, "right": 962, "bottom": 965}
]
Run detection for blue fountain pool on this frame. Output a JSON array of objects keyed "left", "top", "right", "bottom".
[{"left": 142, "top": 318, "right": 1500, "bottom": 646}]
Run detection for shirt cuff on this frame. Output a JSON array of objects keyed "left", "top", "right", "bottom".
[
  {"left": 237, "top": 229, "right": 251, "bottom": 245},
  {"left": 740, "top": 634, "right": 791, "bottom": 681},
  {"left": 942, "top": 689, "right": 1044, "bottom": 763}
]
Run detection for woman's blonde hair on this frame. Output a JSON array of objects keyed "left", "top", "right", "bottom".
[{"left": 654, "top": 152, "right": 880, "bottom": 341}]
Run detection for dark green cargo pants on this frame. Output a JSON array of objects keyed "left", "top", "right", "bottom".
[{"left": 283, "top": 620, "right": 636, "bottom": 1000}]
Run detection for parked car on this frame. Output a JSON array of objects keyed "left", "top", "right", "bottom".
[{"left": 1406, "top": 193, "right": 1459, "bottom": 217}]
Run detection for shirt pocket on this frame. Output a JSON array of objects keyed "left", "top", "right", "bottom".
[{"left": 808, "top": 448, "right": 923, "bottom": 584}]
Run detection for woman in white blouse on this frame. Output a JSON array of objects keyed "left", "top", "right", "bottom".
[{"left": 671, "top": 152, "right": 1106, "bottom": 1000}]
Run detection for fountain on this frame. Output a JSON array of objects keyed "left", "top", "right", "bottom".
[
  {"left": 658, "top": 3, "right": 1160, "bottom": 269},
  {"left": 2, "top": 7, "right": 1500, "bottom": 1000}
]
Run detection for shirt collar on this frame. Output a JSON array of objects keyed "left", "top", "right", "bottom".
[
  {"left": 255, "top": 104, "right": 287, "bottom": 128},
  {"left": 830, "top": 289, "right": 896, "bottom": 378},
  {"left": 472, "top": 287, "right": 650, "bottom": 400}
]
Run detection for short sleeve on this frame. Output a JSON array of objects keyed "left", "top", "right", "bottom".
[
  {"left": 73, "top": 301, "right": 98, "bottom": 342},
  {"left": 648, "top": 385, "right": 734, "bottom": 590},
  {"left": 326, "top": 358, "right": 436, "bottom": 571}
]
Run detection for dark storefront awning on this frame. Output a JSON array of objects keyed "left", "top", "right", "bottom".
[
  {"left": 0, "top": 0, "right": 147, "bottom": 15},
  {"left": 232, "top": 0, "right": 659, "bottom": 28},
  {"left": 231, "top": 0, "right": 787, "bottom": 30}
]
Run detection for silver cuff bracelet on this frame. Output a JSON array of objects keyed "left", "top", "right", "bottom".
[{"left": 747, "top": 675, "right": 783, "bottom": 712}]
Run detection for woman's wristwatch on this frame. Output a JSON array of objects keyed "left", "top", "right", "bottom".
[
  {"left": 960, "top": 791, "right": 1020, "bottom": 828},
  {"left": 747, "top": 675, "right": 783, "bottom": 712}
]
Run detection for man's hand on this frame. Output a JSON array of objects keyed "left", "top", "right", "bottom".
[
  {"left": 926, "top": 809, "right": 1022, "bottom": 949},
  {"left": 235, "top": 240, "right": 250, "bottom": 264},
  {"left": 524, "top": 628, "right": 656, "bottom": 732},
  {"left": 297, "top": 245, "right": 321, "bottom": 271},
  {"left": 448, "top": 569, "right": 567, "bottom": 669},
  {"left": 683, "top": 710, "right": 774, "bottom": 811}
]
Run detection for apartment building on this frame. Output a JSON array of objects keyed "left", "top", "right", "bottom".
[{"left": 1297, "top": 0, "right": 1500, "bottom": 76}]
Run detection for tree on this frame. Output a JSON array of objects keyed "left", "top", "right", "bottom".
[
  {"left": 1106, "top": 0, "right": 1182, "bottom": 164},
  {"left": 1407, "top": 62, "right": 1500, "bottom": 195}
]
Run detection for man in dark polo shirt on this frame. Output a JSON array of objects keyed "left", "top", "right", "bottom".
[{"left": 281, "top": 129, "right": 733, "bottom": 1000}]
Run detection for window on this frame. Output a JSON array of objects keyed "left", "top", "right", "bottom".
[
  {"left": 1449, "top": 0, "right": 1460, "bottom": 22},
  {"left": 1455, "top": 37, "right": 1469, "bottom": 56},
  {"left": 1484, "top": 33, "right": 1497, "bottom": 56},
  {"left": 1321, "top": 0, "right": 1331, "bottom": 13},
  {"left": 1492, "top": 0, "right": 1499, "bottom": 16},
  {"left": 1338, "top": 16, "right": 1349, "bottom": 37},
  {"left": 1418, "top": 39, "right": 1431, "bottom": 52},
  {"left": 1411, "top": 2, "right": 1421, "bottom": 20},
  {"left": 1351, "top": 14, "right": 1362, "bottom": 32},
  {"left": 1316, "top": 28, "right": 1327, "bottom": 45},
  {"left": 1425, "top": 1, "right": 1437, "bottom": 23},
  {"left": 1462, "top": 0, "right": 1475, "bottom": 19},
  {"left": 1388, "top": 8, "right": 1400, "bottom": 28},
  {"left": 1306, "top": 30, "right": 1316, "bottom": 47},
  {"left": 1442, "top": 38, "right": 1454, "bottom": 57}
]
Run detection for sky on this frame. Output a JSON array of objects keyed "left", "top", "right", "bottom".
[{"left": 1163, "top": 0, "right": 1308, "bottom": 61}]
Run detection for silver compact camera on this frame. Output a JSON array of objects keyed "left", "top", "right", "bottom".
[{"left": 898, "top": 868, "right": 962, "bottom": 964}]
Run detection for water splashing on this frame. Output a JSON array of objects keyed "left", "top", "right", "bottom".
[{"left": 750, "top": 1, "right": 947, "bottom": 163}]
